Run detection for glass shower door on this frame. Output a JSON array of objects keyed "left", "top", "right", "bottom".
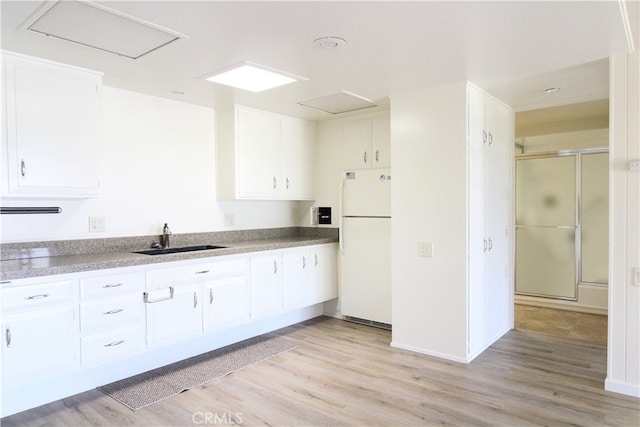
[{"left": 515, "top": 155, "right": 577, "bottom": 299}]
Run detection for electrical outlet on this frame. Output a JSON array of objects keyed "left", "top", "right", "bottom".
[
  {"left": 417, "top": 242, "right": 433, "bottom": 258},
  {"left": 88, "top": 216, "right": 106, "bottom": 232},
  {"left": 224, "top": 214, "right": 235, "bottom": 227}
]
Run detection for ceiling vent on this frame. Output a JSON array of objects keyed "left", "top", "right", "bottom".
[
  {"left": 298, "top": 91, "right": 377, "bottom": 114},
  {"left": 21, "top": 0, "right": 187, "bottom": 59}
]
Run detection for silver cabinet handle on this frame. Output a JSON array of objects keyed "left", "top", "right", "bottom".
[
  {"left": 25, "top": 294, "right": 49, "bottom": 300},
  {"left": 273, "top": 260, "right": 278, "bottom": 274},
  {"left": 273, "top": 176, "right": 277, "bottom": 189},
  {"left": 20, "top": 159, "right": 26, "bottom": 177},
  {"left": 104, "top": 340, "right": 124, "bottom": 347},
  {"left": 103, "top": 283, "right": 123, "bottom": 288},
  {"left": 488, "top": 238, "right": 493, "bottom": 251},
  {"left": 193, "top": 292, "right": 198, "bottom": 308},
  {"left": 302, "top": 256, "right": 306, "bottom": 269},
  {"left": 195, "top": 270, "right": 210, "bottom": 275},
  {"left": 209, "top": 288, "right": 214, "bottom": 304},
  {"left": 375, "top": 150, "right": 379, "bottom": 163},
  {"left": 143, "top": 286, "right": 174, "bottom": 303},
  {"left": 482, "top": 130, "right": 487, "bottom": 144},
  {"left": 484, "top": 239, "right": 488, "bottom": 253},
  {"left": 103, "top": 308, "right": 123, "bottom": 315},
  {"left": 315, "top": 254, "right": 318, "bottom": 267},
  {"left": 286, "top": 177, "right": 290, "bottom": 189},
  {"left": 363, "top": 151, "right": 367, "bottom": 164},
  {"left": 5, "top": 327, "right": 11, "bottom": 348},
  {"left": 488, "top": 132, "right": 494, "bottom": 146}
]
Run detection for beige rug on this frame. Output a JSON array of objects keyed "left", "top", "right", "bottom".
[{"left": 98, "top": 334, "right": 296, "bottom": 410}]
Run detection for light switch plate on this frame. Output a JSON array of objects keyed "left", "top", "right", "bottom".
[
  {"left": 417, "top": 242, "right": 433, "bottom": 258},
  {"left": 224, "top": 213, "right": 235, "bottom": 227}
]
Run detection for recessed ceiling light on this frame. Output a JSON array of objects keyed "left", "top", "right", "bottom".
[
  {"left": 544, "top": 87, "right": 561, "bottom": 94},
  {"left": 312, "top": 37, "right": 346, "bottom": 50},
  {"left": 202, "top": 61, "right": 307, "bottom": 92}
]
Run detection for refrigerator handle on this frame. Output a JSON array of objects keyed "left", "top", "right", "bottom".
[{"left": 339, "top": 178, "right": 345, "bottom": 255}]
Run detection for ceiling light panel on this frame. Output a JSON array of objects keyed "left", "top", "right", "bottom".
[
  {"left": 23, "top": 1, "right": 187, "bottom": 59},
  {"left": 204, "top": 61, "right": 307, "bottom": 92},
  {"left": 298, "top": 91, "right": 377, "bottom": 114}
]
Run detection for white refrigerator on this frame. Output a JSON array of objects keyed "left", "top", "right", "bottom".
[{"left": 340, "top": 168, "right": 391, "bottom": 325}]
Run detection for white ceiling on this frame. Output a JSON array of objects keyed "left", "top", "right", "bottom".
[{"left": 1, "top": 1, "right": 638, "bottom": 121}]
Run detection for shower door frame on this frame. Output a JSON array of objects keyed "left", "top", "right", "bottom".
[{"left": 515, "top": 147, "right": 609, "bottom": 300}]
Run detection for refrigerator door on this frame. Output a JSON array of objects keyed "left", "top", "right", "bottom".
[
  {"left": 342, "top": 168, "right": 391, "bottom": 217},
  {"left": 340, "top": 217, "right": 391, "bottom": 324}
]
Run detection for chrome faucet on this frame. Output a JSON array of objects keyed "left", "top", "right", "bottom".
[{"left": 161, "top": 223, "right": 171, "bottom": 248}]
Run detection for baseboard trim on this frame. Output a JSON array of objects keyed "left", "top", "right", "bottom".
[{"left": 605, "top": 377, "right": 640, "bottom": 398}]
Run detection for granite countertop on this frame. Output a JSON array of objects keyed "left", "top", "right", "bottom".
[{"left": 0, "top": 227, "right": 338, "bottom": 282}]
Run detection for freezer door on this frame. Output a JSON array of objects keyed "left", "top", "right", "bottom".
[
  {"left": 340, "top": 217, "right": 391, "bottom": 324},
  {"left": 342, "top": 168, "right": 391, "bottom": 217}
]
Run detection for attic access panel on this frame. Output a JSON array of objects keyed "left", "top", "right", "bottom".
[
  {"left": 298, "top": 91, "right": 377, "bottom": 114},
  {"left": 23, "top": 1, "right": 186, "bottom": 59}
]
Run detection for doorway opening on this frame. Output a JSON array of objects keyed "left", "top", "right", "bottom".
[{"left": 512, "top": 100, "right": 609, "bottom": 344}]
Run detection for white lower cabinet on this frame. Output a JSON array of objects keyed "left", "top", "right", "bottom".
[
  {"left": 250, "top": 252, "right": 283, "bottom": 319},
  {"left": 308, "top": 243, "right": 338, "bottom": 305},
  {"left": 283, "top": 248, "right": 310, "bottom": 310},
  {"left": 79, "top": 271, "right": 145, "bottom": 366},
  {"left": 1, "top": 280, "right": 78, "bottom": 384},
  {"left": 283, "top": 244, "right": 338, "bottom": 310},
  {"left": 203, "top": 258, "right": 250, "bottom": 332},
  {"left": 145, "top": 282, "right": 203, "bottom": 348}
]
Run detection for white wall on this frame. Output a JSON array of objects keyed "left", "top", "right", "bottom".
[
  {"left": 0, "top": 87, "right": 302, "bottom": 243},
  {"left": 607, "top": 50, "right": 640, "bottom": 397},
  {"left": 390, "top": 82, "right": 469, "bottom": 361}
]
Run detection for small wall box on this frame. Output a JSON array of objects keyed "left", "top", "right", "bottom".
[{"left": 318, "top": 207, "right": 332, "bottom": 224}]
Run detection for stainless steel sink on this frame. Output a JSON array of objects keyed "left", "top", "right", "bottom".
[{"left": 133, "top": 245, "right": 226, "bottom": 255}]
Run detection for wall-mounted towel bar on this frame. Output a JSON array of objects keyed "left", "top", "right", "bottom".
[{"left": 1, "top": 207, "right": 62, "bottom": 215}]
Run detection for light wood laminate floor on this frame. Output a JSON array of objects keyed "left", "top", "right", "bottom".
[{"left": 3, "top": 316, "right": 638, "bottom": 426}]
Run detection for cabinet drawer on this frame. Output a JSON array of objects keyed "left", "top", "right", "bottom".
[
  {"left": 80, "top": 272, "right": 144, "bottom": 300},
  {"left": 1, "top": 280, "right": 74, "bottom": 311},
  {"left": 80, "top": 296, "right": 144, "bottom": 334},
  {"left": 81, "top": 327, "right": 145, "bottom": 366},
  {"left": 146, "top": 258, "right": 247, "bottom": 287}
]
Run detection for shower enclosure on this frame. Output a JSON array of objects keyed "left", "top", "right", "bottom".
[{"left": 515, "top": 150, "right": 608, "bottom": 299}]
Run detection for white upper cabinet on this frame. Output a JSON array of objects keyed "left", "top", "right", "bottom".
[
  {"left": 342, "top": 114, "right": 390, "bottom": 170},
  {"left": 216, "top": 105, "right": 316, "bottom": 200},
  {"left": 281, "top": 117, "right": 315, "bottom": 200},
  {"left": 1, "top": 52, "right": 102, "bottom": 198}
]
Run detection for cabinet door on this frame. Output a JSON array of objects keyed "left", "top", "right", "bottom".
[
  {"left": 145, "top": 284, "right": 202, "bottom": 348},
  {"left": 342, "top": 119, "right": 372, "bottom": 170},
  {"left": 281, "top": 118, "right": 315, "bottom": 200},
  {"left": 371, "top": 116, "right": 390, "bottom": 168},
  {"left": 282, "top": 248, "right": 309, "bottom": 310},
  {"left": 250, "top": 253, "right": 283, "bottom": 318},
  {"left": 236, "top": 107, "right": 281, "bottom": 198},
  {"left": 485, "top": 99, "right": 512, "bottom": 337},
  {"left": 309, "top": 244, "right": 338, "bottom": 304},
  {"left": 467, "top": 147, "right": 488, "bottom": 356},
  {"left": 2, "top": 53, "right": 101, "bottom": 197},
  {"left": 203, "top": 276, "right": 250, "bottom": 331},
  {"left": 2, "top": 305, "right": 77, "bottom": 382}
]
